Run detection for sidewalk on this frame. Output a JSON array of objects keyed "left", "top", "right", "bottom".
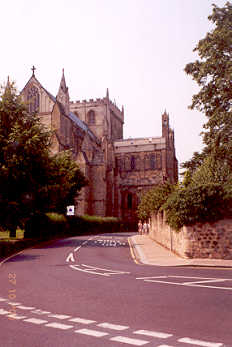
[{"left": 129, "top": 234, "right": 232, "bottom": 267}]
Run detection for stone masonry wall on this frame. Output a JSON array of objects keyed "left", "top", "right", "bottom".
[{"left": 150, "top": 212, "right": 232, "bottom": 259}]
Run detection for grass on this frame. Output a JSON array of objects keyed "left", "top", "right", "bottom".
[{"left": 0, "top": 229, "right": 24, "bottom": 241}]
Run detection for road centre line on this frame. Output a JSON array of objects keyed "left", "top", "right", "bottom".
[
  {"left": 48, "top": 314, "right": 71, "bottom": 319},
  {"left": 45, "top": 322, "right": 73, "bottom": 330},
  {"left": 24, "top": 318, "right": 48, "bottom": 325},
  {"left": 110, "top": 336, "right": 149, "bottom": 345},
  {"left": 17, "top": 305, "right": 35, "bottom": 310},
  {"left": 178, "top": 337, "right": 223, "bottom": 347},
  {"left": 0, "top": 297, "right": 224, "bottom": 346},
  {"left": 8, "top": 314, "right": 27, "bottom": 320},
  {"left": 0, "top": 309, "right": 10, "bottom": 315},
  {"left": 183, "top": 279, "right": 228, "bottom": 285},
  {"left": 75, "top": 328, "right": 109, "bottom": 337},
  {"left": 97, "top": 322, "right": 129, "bottom": 330},
  {"left": 69, "top": 317, "right": 96, "bottom": 324},
  {"left": 134, "top": 329, "right": 172, "bottom": 339}
]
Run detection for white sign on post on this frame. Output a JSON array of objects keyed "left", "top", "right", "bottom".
[{"left": 67, "top": 205, "right": 74, "bottom": 216}]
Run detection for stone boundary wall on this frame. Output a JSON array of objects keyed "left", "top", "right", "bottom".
[{"left": 149, "top": 212, "right": 232, "bottom": 259}]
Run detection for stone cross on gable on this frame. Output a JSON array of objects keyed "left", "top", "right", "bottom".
[{"left": 31, "top": 65, "right": 36, "bottom": 76}]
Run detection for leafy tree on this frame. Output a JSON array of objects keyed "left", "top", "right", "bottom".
[
  {"left": 184, "top": 2, "right": 232, "bottom": 173},
  {"left": 137, "top": 183, "right": 174, "bottom": 221},
  {"left": 162, "top": 183, "right": 232, "bottom": 231},
  {"left": 0, "top": 81, "right": 87, "bottom": 237}
]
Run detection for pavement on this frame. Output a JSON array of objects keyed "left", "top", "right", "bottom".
[{"left": 129, "top": 234, "right": 232, "bottom": 267}]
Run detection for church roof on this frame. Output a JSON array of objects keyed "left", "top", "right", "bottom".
[{"left": 69, "top": 111, "right": 100, "bottom": 144}]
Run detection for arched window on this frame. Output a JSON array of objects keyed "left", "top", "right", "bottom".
[
  {"left": 131, "top": 156, "right": 135, "bottom": 170},
  {"left": 127, "top": 193, "right": 133, "bottom": 209},
  {"left": 125, "top": 156, "right": 131, "bottom": 171},
  {"left": 27, "top": 86, "right": 39, "bottom": 113},
  {"left": 144, "top": 155, "right": 150, "bottom": 170},
  {"left": 87, "top": 110, "right": 95, "bottom": 124},
  {"left": 150, "top": 154, "right": 156, "bottom": 170}
]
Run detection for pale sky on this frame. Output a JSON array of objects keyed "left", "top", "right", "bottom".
[{"left": 1, "top": 0, "right": 227, "bottom": 169}]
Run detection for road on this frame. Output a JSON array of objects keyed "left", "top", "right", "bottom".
[{"left": 0, "top": 232, "right": 232, "bottom": 346}]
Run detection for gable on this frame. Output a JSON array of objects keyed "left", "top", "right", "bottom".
[{"left": 21, "top": 75, "right": 55, "bottom": 115}]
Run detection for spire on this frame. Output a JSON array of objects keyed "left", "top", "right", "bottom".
[
  {"left": 4, "top": 76, "right": 11, "bottom": 95},
  {"left": 57, "top": 69, "right": 70, "bottom": 115},
  {"left": 106, "top": 88, "right": 109, "bottom": 99},
  {"left": 58, "top": 68, "right": 68, "bottom": 94},
  {"left": 122, "top": 105, "right": 124, "bottom": 115}
]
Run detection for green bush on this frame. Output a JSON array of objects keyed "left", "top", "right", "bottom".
[
  {"left": 137, "top": 183, "right": 175, "bottom": 221},
  {"left": 162, "top": 183, "right": 232, "bottom": 230}
]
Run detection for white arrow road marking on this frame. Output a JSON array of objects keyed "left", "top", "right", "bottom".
[
  {"left": 66, "top": 252, "right": 75, "bottom": 262},
  {"left": 70, "top": 264, "right": 130, "bottom": 276}
]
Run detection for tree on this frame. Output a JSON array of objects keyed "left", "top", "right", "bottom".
[
  {"left": 137, "top": 183, "right": 174, "bottom": 221},
  {"left": 184, "top": 2, "right": 232, "bottom": 173},
  {"left": 0, "top": 81, "right": 87, "bottom": 237}
]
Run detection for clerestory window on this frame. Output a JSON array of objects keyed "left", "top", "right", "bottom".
[{"left": 87, "top": 110, "right": 95, "bottom": 124}]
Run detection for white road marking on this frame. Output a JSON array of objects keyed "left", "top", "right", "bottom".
[
  {"left": 110, "top": 336, "right": 149, "bottom": 345},
  {"left": 7, "top": 302, "right": 21, "bottom": 306},
  {"left": 66, "top": 252, "right": 75, "bottom": 262},
  {"left": 74, "top": 246, "right": 81, "bottom": 251},
  {"left": 75, "top": 328, "right": 109, "bottom": 337},
  {"left": 70, "top": 263, "right": 130, "bottom": 277},
  {"left": 158, "top": 345, "right": 174, "bottom": 347},
  {"left": 97, "top": 322, "right": 129, "bottom": 330},
  {"left": 45, "top": 322, "right": 73, "bottom": 330},
  {"left": 69, "top": 317, "right": 96, "bottom": 324},
  {"left": 7, "top": 314, "right": 27, "bottom": 320},
  {"left": 0, "top": 298, "right": 8, "bottom": 302},
  {"left": 17, "top": 305, "right": 35, "bottom": 310},
  {"left": 24, "top": 318, "right": 48, "bottom": 324},
  {"left": 134, "top": 329, "right": 173, "bottom": 338},
  {"left": 32, "top": 309, "right": 51, "bottom": 315},
  {"left": 178, "top": 337, "right": 223, "bottom": 347},
  {"left": 136, "top": 276, "right": 232, "bottom": 291},
  {"left": 0, "top": 309, "right": 9, "bottom": 315},
  {"left": 48, "top": 314, "right": 71, "bottom": 319}
]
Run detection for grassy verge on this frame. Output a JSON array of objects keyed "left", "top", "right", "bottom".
[{"left": 0, "top": 214, "right": 132, "bottom": 261}]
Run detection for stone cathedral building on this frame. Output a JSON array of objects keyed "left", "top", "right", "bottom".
[{"left": 21, "top": 69, "right": 178, "bottom": 221}]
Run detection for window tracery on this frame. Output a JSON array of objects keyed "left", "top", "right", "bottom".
[
  {"left": 27, "top": 86, "right": 40, "bottom": 114},
  {"left": 87, "top": 110, "right": 95, "bottom": 124}
]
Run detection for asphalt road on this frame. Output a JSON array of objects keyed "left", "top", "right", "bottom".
[{"left": 0, "top": 232, "right": 232, "bottom": 347}]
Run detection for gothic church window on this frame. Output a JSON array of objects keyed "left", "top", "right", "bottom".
[
  {"left": 150, "top": 154, "right": 156, "bottom": 170},
  {"left": 127, "top": 193, "right": 132, "bottom": 209},
  {"left": 87, "top": 110, "right": 95, "bottom": 124},
  {"left": 27, "top": 86, "right": 39, "bottom": 114},
  {"left": 131, "top": 156, "right": 135, "bottom": 170},
  {"left": 144, "top": 155, "right": 150, "bottom": 170}
]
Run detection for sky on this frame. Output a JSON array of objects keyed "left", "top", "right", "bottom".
[{"left": 1, "top": 0, "right": 227, "bottom": 169}]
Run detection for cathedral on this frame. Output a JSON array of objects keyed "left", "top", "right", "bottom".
[{"left": 21, "top": 68, "right": 178, "bottom": 221}]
